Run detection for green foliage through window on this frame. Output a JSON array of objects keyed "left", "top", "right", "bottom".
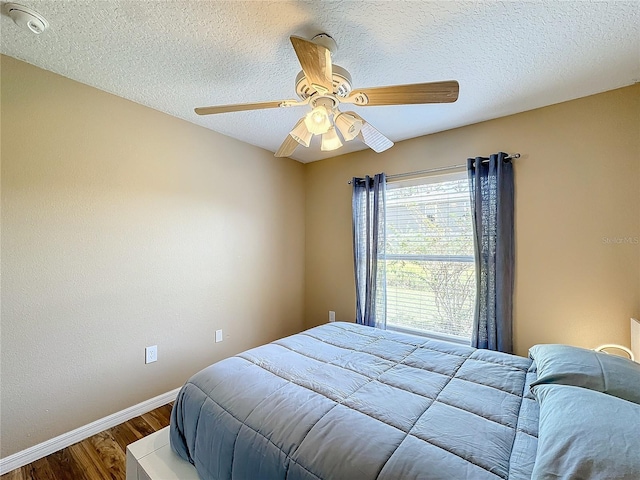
[{"left": 385, "top": 175, "right": 475, "bottom": 338}]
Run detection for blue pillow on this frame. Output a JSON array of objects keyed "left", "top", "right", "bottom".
[
  {"left": 532, "top": 383, "right": 640, "bottom": 479},
  {"left": 529, "top": 344, "right": 640, "bottom": 405}
]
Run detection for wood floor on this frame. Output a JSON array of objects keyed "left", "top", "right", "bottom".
[{"left": 1, "top": 403, "right": 173, "bottom": 480}]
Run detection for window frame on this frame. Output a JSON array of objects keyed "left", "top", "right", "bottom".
[{"left": 383, "top": 170, "right": 475, "bottom": 343}]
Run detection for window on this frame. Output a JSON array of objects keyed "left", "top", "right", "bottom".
[{"left": 385, "top": 172, "right": 475, "bottom": 341}]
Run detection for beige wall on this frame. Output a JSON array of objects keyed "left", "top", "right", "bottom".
[
  {"left": 305, "top": 85, "right": 640, "bottom": 357},
  {"left": 1, "top": 53, "right": 639, "bottom": 459},
  {"left": 0, "top": 56, "right": 305, "bottom": 457}
]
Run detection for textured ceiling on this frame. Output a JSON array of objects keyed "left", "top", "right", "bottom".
[{"left": 1, "top": 1, "right": 639, "bottom": 163}]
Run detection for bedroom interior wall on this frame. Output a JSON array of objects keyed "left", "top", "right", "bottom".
[
  {"left": 304, "top": 84, "right": 640, "bottom": 357},
  {"left": 0, "top": 55, "right": 305, "bottom": 458}
]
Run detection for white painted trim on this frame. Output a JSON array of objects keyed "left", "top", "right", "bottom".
[
  {"left": 0, "top": 387, "right": 181, "bottom": 475},
  {"left": 387, "top": 324, "right": 470, "bottom": 346}
]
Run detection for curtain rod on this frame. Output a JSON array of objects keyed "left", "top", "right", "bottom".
[{"left": 347, "top": 153, "right": 520, "bottom": 184}]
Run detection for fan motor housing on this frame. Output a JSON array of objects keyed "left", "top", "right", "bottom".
[{"left": 295, "top": 65, "right": 353, "bottom": 100}]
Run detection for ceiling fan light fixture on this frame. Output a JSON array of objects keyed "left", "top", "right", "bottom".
[
  {"left": 289, "top": 120, "right": 312, "bottom": 147},
  {"left": 334, "top": 112, "right": 363, "bottom": 141},
  {"left": 304, "top": 105, "right": 332, "bottom": 135},
  {"left": 194, "top": 34, "right": 459, "bottom": 158},
  {"left": 320, "top": 127, "right": 343, "bottom": 152}
]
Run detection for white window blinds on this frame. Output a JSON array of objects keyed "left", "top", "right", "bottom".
[{"left": 385, "top": 172, "right": 475, "bottom": 339}]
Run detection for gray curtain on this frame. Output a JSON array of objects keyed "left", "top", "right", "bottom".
[
  {"left": 467, "top": 153, "right": 514, "bottom": 353},
  {"left": 352, "top": 174, "right": 386, "bottom": 328}
]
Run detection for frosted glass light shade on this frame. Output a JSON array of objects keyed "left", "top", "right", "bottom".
[
  {"left": 304, "top": 106, "right": 332, "bottom": 135},
  {"left": 289, "top": 121, "right": 312, "bottom": 147},
  {"left": 334, "top": 112, "right": 363, "bottom": 141},
  {"left": 321, "top": 127, "right": 343, "bottom": 151}
]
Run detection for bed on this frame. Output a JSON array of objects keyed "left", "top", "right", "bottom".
[{"left": 169, "top": 322, "right": 640, "bottom": 480}]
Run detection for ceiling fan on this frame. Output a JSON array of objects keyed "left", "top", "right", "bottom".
[{"left": 195, "top": 34, "right": 459, "bottom": 158}]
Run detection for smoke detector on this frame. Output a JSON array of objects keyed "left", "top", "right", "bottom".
[{"left": 4, "top": 3, "right": 49, "bottom": 34}]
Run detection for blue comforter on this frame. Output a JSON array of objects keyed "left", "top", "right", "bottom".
[{"left": 170, "top": 322, "right": 538, "bottom": 479}]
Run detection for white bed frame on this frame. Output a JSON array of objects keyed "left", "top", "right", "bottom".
[{"left": 126, "top": 427, "right": 199, "bottom": 480}]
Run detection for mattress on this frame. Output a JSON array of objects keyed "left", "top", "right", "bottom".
[{"left": 170, "top": 322, "right": 539, "bottom": 480}]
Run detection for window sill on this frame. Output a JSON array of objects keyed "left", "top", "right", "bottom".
[{"left": 386, "top": 324, "right": 470, "bottom": 346}]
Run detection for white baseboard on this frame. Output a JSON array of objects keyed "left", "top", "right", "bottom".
[{"left": 0, "top": 387, "right": 181, "bottom": 475}]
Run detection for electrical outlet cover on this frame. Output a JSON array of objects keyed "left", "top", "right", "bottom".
[
  {"left": 215, "top": 330, "right": 223, "bottom": 343},
  {"left": 145, "top": 345, "right": 157, "bottom": 364}
]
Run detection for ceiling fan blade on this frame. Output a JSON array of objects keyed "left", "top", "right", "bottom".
[
  {"left": 274, "top": 124, "right": 301, "bottom": 158},
  {"left": 345, "top": 81, "right": 459, "bottom": 106},
  {"left": 358, "top": 125, "right": 394, "bottom": 153},
  {"left": 195, "top": 100, "right": 288, "bottom": 116},
  {"left": 290, "top": 36, "right": 333, "bottom": 93},
  {"left": 346, "top": 112, "right": 394, "bottom": 153}
]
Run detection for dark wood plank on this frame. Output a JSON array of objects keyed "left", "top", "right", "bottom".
[
  {"left": 126, "top": 415, "right": 156, "bottom": 438},
  {"left": 143, "top": 404, "right": 172, "bottom": 429},
  {"left": 44, "top": 448, "right": 89, "bottom": 480},
  {"left": 1, "top": 403, "right": 173, "bottom": 480},
  {"left": 140, "top": 412, "right": 164, "bottom": 432},
  {"left": 155, "top": 403, "right": 173, "bottom": 423},
  {"left": 0, "top": 467, "right": 26, "bottom": 480},
  {"left": 68, "top": 440, "right": 114, "bottom": 480},
  {"left": 109, "top": 422, "right": 143, "bottom": 452},
  {"left": 22, "top": 458, "right": 56, "bottom": 480},
  {"left": 87, "top": 431, "right": 126, "bottom": 480}
]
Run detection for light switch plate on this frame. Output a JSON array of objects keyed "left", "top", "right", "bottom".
[{"left": 215, "top": 329, "right": 223, "bottom": 343}]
